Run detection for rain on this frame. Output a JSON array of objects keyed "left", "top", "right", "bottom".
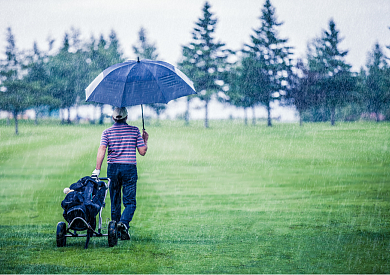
[{"left": 1, "top": 0, "right": 390, "bottom": 274}]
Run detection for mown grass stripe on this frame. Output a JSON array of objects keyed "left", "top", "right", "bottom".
[{"left": 0, "top": 120, "right": 389, "bottom": 273}]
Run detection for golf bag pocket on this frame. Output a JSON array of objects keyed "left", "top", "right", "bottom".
[{"left": 61, "top": 192, "right": 86, "bottom": 224}]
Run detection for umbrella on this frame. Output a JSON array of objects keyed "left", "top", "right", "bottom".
[{"left": 85, "top": 58, "right": 196, "bottom": 129}]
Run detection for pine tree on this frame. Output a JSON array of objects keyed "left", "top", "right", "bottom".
[
  {"left": 84, "top": 31, "right": 124, "bottom": 124},
  {"left": 387, "top": 27, "right": 390, "bottom": 53},
  {"left": 132, "top": 27, "right": 165, "bottom": 124},
  {"left": 86, "top": 32, "right": 124, "bottom": 88},
  {"left": 108, "top": 30, "right": 124, "bottom": 63},
  {"left": 306, "top": 19, "right": 356, "bottom": 125},
  {"left": 223, "top": 64, "right": 254, "bottom": 125},
  {"left": 243, "top": 0, "right": 293, "bottom": 127},
  {"left": 132, "top": 27, "right": 159, "bottom": 60},
  {"left": 24, "top": 41, "right": 59, "bottom": 124},
  {"left": 0, "top": 27, "right": 34, "bottom": 134},
  {"left": 288, "top": 59, "right": 320, "bottom": 126},
  {"left": 361, "top": 43, "right": 390, "bottom": 121},
  {"left": 179, "top": 1, "right": 231, "bottom": 128},
  {"left": 46, "top": 30, "right": 86, "bottom": 123}
]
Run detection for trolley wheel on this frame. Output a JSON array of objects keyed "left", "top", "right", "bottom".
[
  {"left": 56, "top": 222, "right": 67, "bottom": 247},
  {"left": 108, "top": 220, "right": 118, "bottom": 247}
]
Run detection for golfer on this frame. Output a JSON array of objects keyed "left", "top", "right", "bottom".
[{"left": 92, "top": 107, "right": 148, "bottom": 240}]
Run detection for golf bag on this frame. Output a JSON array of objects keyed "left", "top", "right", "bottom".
[
  {"left": 57, "top": 176, "right": 118, "bottom": 249},
  {"left": 61, "top": 176, "right": 106, "bottom": 231}
]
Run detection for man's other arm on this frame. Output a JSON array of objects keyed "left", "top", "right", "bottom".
[{"left": 137, "top": 130, "right": 149, "bottom": 156}]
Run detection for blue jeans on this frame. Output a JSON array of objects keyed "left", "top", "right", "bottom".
[{"left": 107, "top": 163, "right": 137, "bottom": 228}]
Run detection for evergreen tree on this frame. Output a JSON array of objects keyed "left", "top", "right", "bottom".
[
  {"left": 306, "top": 19, "right": 356, "bottom": 125},
  {"left": 87, "top": 31, "right": 124, "bottom": 78},
  {"left": 108, "top": 30, "right": 124, "bottom": 63},
  {"left": 179, "top": 1, "right": 231, "bottom": 128},
  {"left": 86, "top": 31, "right": 124, "bottom": 124},
  {"left": 132, "top": 27, "right": 159, "bottom": 60},
  {"left": 132, "top": 26, "right": 165, "bottom": 124},
  {"left": 287, "top": 59, "right": 320, "bottom": 126},
  {"left": 360, "top": 43, "right": 390, "bottom": 121},
  {"left": 46, "top": 30, "right": 87, "bottom": 123},
  {"left": 0, "top": 27, "right": 34, "bottom": 134},
  {"left": 224, "top": 58, "right": 259, "bottom": 125},
  {"left": 387, "top": 27, "right": 390, "bottom": 53},
  {"left": 243, "top": 0, "right": 293, "bottom": 127},
  {"left": 24, "top": 41, "right": 59, "bottom": 124}
]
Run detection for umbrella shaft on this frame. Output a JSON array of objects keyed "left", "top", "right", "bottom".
[{"left": 141, "top": 104, "right": 145, "bottom": 130}]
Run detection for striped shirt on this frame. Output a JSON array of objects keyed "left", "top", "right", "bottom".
[{"left": 100, "top": 122, "right": 145, "bottom": 165}]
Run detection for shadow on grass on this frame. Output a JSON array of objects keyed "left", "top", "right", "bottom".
[{"left": 0, "top": 224, "right": 171, "bottom": 274}]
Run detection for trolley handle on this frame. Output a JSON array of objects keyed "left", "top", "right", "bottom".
[{"left": 97, "top": 177, "right": 110, "bottom": 189}]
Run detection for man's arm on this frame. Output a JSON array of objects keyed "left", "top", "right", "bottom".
[
  {"left": 137, "top": 130, "right": 149, "bottom": 156},
  {"left": 96, "top": 145, "right": 107, "bottom": 170}
]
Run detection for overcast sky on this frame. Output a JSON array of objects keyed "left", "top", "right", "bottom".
[{"left": 1, "top": 0, "right": 390, "bottom": 72}]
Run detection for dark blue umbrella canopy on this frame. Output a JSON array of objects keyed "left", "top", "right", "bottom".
[{"left": 85, "top": 59, "right": 196, "bottom": 107}]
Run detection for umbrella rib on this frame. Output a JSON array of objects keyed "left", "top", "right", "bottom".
[
  {"left": 86, "top": 59, "right": 196, "bottom": 108},
  {"left": 143, "top": 64, "right": 168, "bottom": 104},
  {"left": 123, "top": 64, "right": 139, "bottom": 107}
]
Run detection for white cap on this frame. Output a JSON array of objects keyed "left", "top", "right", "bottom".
[{"left": 112, "top": 107, "right": 128, "bottom": 120}]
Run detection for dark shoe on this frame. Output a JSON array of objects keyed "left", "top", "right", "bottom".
[{"left": 117, "top": 222, "right": 130, "bottom": 240}]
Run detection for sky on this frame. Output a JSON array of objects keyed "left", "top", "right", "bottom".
[
  {"left": 1, "top": 0, "right": 390, "bottom": 72},
  {"left": 1, "top": 0, "right": 390, "bottom": 121}
]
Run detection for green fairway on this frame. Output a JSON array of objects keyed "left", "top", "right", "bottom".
[{"left": 0, "top": 119, "right": 389, "bottom": 273}]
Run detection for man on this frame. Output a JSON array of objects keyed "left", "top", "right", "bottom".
[{"left": 92, "top": 107, "right": 148, "bottom": 240}]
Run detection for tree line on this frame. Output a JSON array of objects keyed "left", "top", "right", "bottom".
[
  {"left": 1, "top": 0, "right": 390, "bottom": 134},
  {"left": 179, "top": 1, "right": 390, "bottom": 128}
]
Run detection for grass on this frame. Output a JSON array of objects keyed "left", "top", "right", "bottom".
[{"left": 0, "top": 119, "right": 389, "bottom": 273}]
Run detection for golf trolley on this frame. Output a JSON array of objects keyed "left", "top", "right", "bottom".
[{"left": 56, "top": 177, "right": 118, "bottom": 249}]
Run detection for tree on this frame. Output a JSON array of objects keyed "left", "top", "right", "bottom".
[
  {"left": 108, "top": 30, "right": 124, "bottom": 64},
  {"left": 47, "top": 29, "right": 91, "bottom": 123},
  {"left": 0, "top": 27, "right": 35, "bottom": 134},
  {"left": 287, "top": 59, "right": 320, "bottom": 126},
  {"left": 360, "top": 43, "right": 390, "bottom": 121},
  {"left": 387, "top": 26, "right": 390, "bottom": 54},
  {"left": 243, "top": 0, "right": 293, "bottom": 127},
  {"left": 89, "top": 31, "right": 124, "bottom": 73},
  {"left": 46, "top": 32, "right": 75, "bottom": 123},
  {"left": 24, "top": 41, "right": 60, "bottom": 124},
  {"left": 306, "top": 19, "right": 356, "bottom": 126},
  {"left": 384, "top": 27, "right": 390, "bottom": 120},
  {"left": 86, "top": 31, "right": 124, "bottom": 124},
  {"left": 179, "top": 1, "right": 231, "bottom": 128},
  {"left": 132, "top": 27, "right": 165, "bottom": 123},
  {"left": 132, "top": 27, "right": 159, "bottom": 60},
  {"left": 223, "top": 58, "right": 260, "bottom": 125}
]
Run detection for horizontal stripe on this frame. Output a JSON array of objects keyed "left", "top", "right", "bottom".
[{"left": 101, "top": 122, "right": 145, "bottom": 165}]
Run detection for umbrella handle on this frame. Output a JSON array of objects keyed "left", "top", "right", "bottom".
[{"left": 141, "top": 104, "right": 145, "bottom": 130}]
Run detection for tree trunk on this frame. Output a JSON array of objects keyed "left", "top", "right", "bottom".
[
  {"left": 61, "top": 109, "right": 65, "bottom": 124},
  {"left": 267, "top": 103, "right": 272, "bottom": 127},
  {"left": 75, "top": 105, "right": 80, "bottom": 124},
  {"left": 299, "top": 110, "right": 303, "bottom": 126},
  {"left": 34, "top": 108, "right": 39, "bottom": 125},
  {"left": 75, "top": 96, "right": 80, "bottom": 124},
  {"left": 67, "top": 107, "right": 71, "bottom": 124},
  {"left": 244, "top": 108, "right": 248, "bottom": 126},
  {"left": 99, "top": 104, "right": 104, "bottom": 125},
  {"left": 185, "top": 98, "right": 190, "bottom": 126},
  {"left": 330, "top": 107, "right": 336, "bottom": 126},
  {"left": 376, "top": 112, "right": 380, "bottom": 122},
  {"left": 7, "top": 113, "right": 10, "bottom": 126},
  {"left": 156, "top": 110, "right": 161, "bottom": 126},
  {"left": 13, "top": 110, "right": 19, "bottom": 135},
  {"left": 252, "top": 106, "right": 256, "bottom": 126},
  {"left": 204, "top": 99, "right": 209, "bottom": 128}
]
